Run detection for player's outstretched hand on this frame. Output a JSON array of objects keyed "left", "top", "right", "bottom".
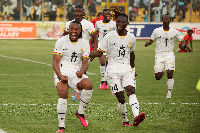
[
  {"left": 145, "top": 42, "right": 151, "bottom": 47},
  {"left": 60, "top": 75, "right": 68, "bottom": 83},
  {"left": 76, "top": 71, "right": 83, "bottom": 78}
]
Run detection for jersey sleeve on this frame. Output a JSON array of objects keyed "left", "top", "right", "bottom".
[
  {"left": 87, "top": 22, "right": 97, "bottom": 35},
  {"left": 53, "top": 38, "right": 63, "bottom": 56},
  {"left": 174, "top": 29, "right": 183, "bottom": 41},
  {"left": 82, "top": 40, "right": 90, "bottom": 59},
  {"left": 150, "top": 29, "right": 157, "bottom": 41},
  {"left": 95, "top": 22, "right": 99, "bottom": 31},
  {"left": 130, "top": 36, "right": 136, "bottom": 52},
  {"left": 98, "top": 34, "right": 109, "bottom": 53}
]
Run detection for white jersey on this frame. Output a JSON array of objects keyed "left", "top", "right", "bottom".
[
  {"left": 150, "top": 27, "right": 183, "bottom": 53},
  {"left": 65, "top": 19, "right": 96, "bottom": 40},
  {"left": 54, "top": 35, "right": 90, "bottom": 70},
  {"left": 98, "top": 30, "right": 136, "bottom": 65},
  {"left": 95, "top": 20, "right": 116, "bottom": 41}
]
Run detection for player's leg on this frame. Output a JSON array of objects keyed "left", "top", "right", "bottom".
[
  {"left": 154, "top": 54, "right": 165, "bottom": 80},
  {"left": 56, "top": 81, "right": 69, "bottom": 132},
  {"left": 123, "top": 72, "right": 145, "bottom": 127},
  {"left": 75, "top": 77, "right": 93, "bottom": 127},
  {"left": 99, "top": 54, "right": 108, "bottom": 90},
  {"left": 166, "top": 70, "right": 174, "bottom": 98},
  {"left": 115, "top": 91, "right": 131, "bottom": 126},
  {"left": 165, "top": 53, "right": 175, "bottom": 98}
]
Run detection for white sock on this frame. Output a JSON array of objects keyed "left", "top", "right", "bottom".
[
  {"left": 57, "top": 98, "right": 67, "bottom": 128},
  {"left": 100, "top": 65, "right": 105, "bottom": 81},
  {"left": 78, "top": 89, "right": 93, "bottom": 114},
  {"left": 129, "top": 94, "right": 139, "bottom": 118},
  {"left": 167, "top": 78, "right": 174, "bottom": 95},
  {"left": 118, "top": 102, "right": 129, "bottom": 122}
]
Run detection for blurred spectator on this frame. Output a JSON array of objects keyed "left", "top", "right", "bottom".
[
  {"left": 23, "top": 2, "right": 34, "bottom": 21},
  {"left": 141, "top": 11, "right": 148, "bottom": 22},
  {"left": 44, "top": 0, "right": 51, "bottom": 18},
  {"left": 134, "top": 0, "right": 140, "bottom": 11},
  {"left": 101, "top": 0, "right": 106, "bottom": 10},
  {"left": 143, "top": 0, "right": 149, "bottom": 11},
  {"left": 162, "top": 3, "right": 168, "bottom": 16},
  {"left": 193, "top": 0, "right": 199, "bottom": 12},
  {"left": 152, "top": 1, "right": 162, "bottom": 22},
  {"left": 49, "top": 1, "right": 57, "bottom": 21},
  {"left": 133, "top": 6, "right": 138, "bottom": 15},
  {"left": 12, "top": 2, "right": 20, "bottom": 20},
  {"left": 9, "top": 0, "right": 17, "bottom": 17},
  {"left": 178, "top": 7, "right": 183, "bottom": 22},
  {"left": 2, "top": 12, "right": 9, "bottom": 21},
  {"left": 33, "top": 3, "right": 41, "bottom": 21},
  {"left": 88, "top": 0, "right": 97, "bottom": 21},
  {"left": 170, "top": 4, "right": 176, "bottom": 22},
  {"left": 3, "top": 1, "right": 10, "bottom": 18},
  {"left": 66, "top": 3, "right": 74, "bottom": 21},
  {"left": 47, "top": 23, "right": 63, "bottom": 39}
]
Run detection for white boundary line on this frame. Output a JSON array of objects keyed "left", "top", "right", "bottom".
[
  {"left": 0, "top": 55, "right": 97, "bottom": 75},
  {"left": 0, "top": 103, "right": 199, "bottom": 106}
]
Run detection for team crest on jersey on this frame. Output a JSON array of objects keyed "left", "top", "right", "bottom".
[
  {"left": 170, "top": 36, "right": 173, "bottom": 40},
  {"left": 80, "top": 48, "right": 83, "bottom": 52},
  {"left": 128, "top": 41, "right": 132, "bottom": 48}
]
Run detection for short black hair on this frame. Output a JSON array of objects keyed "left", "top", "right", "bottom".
[
  {"left": 187, "top": 29, "right": 193, "bottom": 33},
  {"left": 75, "top": 5, "right": 83, "bottom": 9},
  {"left": 117, "top": 13, "right": 128, "bottom": 22},
  {"left": 96, "top": 12, "right": 102, "bottom": 17},
  {"left": 69, "top": 21, "right": 82, "bottom": 38},
  {"left": 103, "top": 9, "right": 110, "bottom": 12},
  {"left": 162, "top": 14, "right": 171, "bottom": 20}
]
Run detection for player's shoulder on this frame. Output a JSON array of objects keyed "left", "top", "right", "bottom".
[
  {"left": 78, "top": 37, "right": 89, "bottom": 44},
  {"left": 109, "top": 20, "right": 116, "bottom": 24},
  {"left": 106, "top": 30, "right": 117, "bottom": 37},
  {"left": 96, "top": 20, "right": 103, "bottom": 24},
  {"left": 82, "top": 19, "right": 94, "bottom": 26},
  {"left": 65, "top": 20, "right": 74, "bottom": 26},
  {"left": 154, "top": 26, "right": 163, "bottom": 32}
]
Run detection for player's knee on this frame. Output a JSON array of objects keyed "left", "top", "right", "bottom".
[
  {"left": 116, "top": 95, "right": 125, "bottom": 104},
  {"left": 167, "top": 71, "right": 173, "bottom": 79},
  {"left": 125, "top": 86, "right": 135, "bottom": 96},
  {"left": 84, "top": 83, "right": 93, "bottom": 90},
  {"left": 155, "top": 76, "right": 162, "bottom": 80},
  {"left": 100, "top": 61, "right": 105, "bottom": 66}
]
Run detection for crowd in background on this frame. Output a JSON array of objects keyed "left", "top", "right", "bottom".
[{"left": 0, "top": 0, "right": 200, "bottom": 22}]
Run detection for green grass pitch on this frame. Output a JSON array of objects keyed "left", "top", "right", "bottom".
[{"left": 0, "top": 39, "right": 199, "bottom": 133}]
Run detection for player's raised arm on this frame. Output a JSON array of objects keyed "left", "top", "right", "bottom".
[{"left": 145, "top": 39, "right": 153, "bottom": 47}]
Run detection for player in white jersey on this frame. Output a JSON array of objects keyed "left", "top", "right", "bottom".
[
  {"left": 53, "top": 21, "right": 93, "bottom": 132},
  {"left": 90, "top": 13, "right": 145, "bottom": 127},
  {"left": 62, "top": 5, "right": 98, "bottom": 101},
  {"left": 95, "top": 9, "right": 116, "bottom": 90},
  {"left": 145, "top": 14, "right": 185, "bottom": 98}
]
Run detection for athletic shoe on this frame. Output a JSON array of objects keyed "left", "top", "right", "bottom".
[
  {"left": 75, "top": 111, "right": 88, "bottom": 127},
  {"left": 133, "top": 112, "right": 145, "bottom": 127},
  {"left": 100, "top": 82, "right": 104, "bottom": 90},
  {"left": 123, "top": 121, "right": 131, "bottom": 126},
  {"left": 104, "top": 82, "right": 108, "bottom": 90},
  {"left": 166, "top": 94, "right": 171, "bottom": 98},
  {"left": 56, "top": 128, "right": 65, "bottom": 132},
  {"left": 71, "top": 90, "right": 77, "bottom": 101}
]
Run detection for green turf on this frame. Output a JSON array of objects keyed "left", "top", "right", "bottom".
[{"left": 0, "top": 39, "right": 199, "bottom": 133}]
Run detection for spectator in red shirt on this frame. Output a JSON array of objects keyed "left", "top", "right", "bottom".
[
  {"left": 91, "top": 12, "right": 103, "bottom": 27},
  {"left": 178, "top": 29, "right": 193, "bottom": 52}
]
